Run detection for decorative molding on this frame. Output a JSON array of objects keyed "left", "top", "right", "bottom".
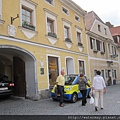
[
  {"left": 64, "top": 41, "right": 72, "bottom": 49},
  {"left": 8, "top": 24, "right": 17, "bottom": 37},
  {"left": 75, "top": 25, "right": 83, "bottom": 31},
  {"left": 25, "top": 0, "right": 38, "bottom": 6},
  {"left": 18, "top": 26, "right": 38, "bottom": 39},
  {"left": 47, "top": 35, "right": 58, "bottom": 45},
  {"left": 62, "top": 18, "right": 72, "bottom": 25},
  {"left": 43, "top": 8, "right": 58, "bottom": 17},
  {"left": 78, "top": 46, "right": 83, "bottom": 52},
  {"left": 60, "top": 0, "right": 86, "bottom": 16}
]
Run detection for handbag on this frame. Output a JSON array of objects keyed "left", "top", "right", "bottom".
[{"left": 90, "top": 96, "right": 94, "bottom": 104}]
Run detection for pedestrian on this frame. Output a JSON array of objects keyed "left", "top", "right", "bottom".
[
  {"left": 92, "top": 70, "right": 106, "bottom": 111},
  {"left": 56, "top": 69, "right": 65, "bottom": 107},
  {"left": 78, "top": 73, "right": 87, "bottom": 106}
]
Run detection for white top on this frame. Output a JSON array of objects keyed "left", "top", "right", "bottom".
[{"left": 92, "top": 75, "right": 106, "bottom": 90}]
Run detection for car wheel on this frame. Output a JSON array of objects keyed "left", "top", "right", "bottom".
[
  {"left": 71, "top": 93, "right": 78, "bottom": 103},
  {"left": 87, "top": 90, "right": 92, "bottom": 98}
]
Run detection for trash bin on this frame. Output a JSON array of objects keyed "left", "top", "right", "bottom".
[
  {"left": 107, "top": 80, "right": 111, "bottom": 86},
  {"left": 113, "top": 79, "right": 116, "bottom": 85}
]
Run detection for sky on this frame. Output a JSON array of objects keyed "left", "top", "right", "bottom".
[{"left": 72, "top": 0, "right": 120, "bottom": 27}]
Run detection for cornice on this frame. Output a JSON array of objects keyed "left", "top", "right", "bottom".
[
  {"left": 60, "top": 0, "right": 87, "bottom": 16},
  {"left": 43, "top": 8, "right": 58, "bottom": 17}
]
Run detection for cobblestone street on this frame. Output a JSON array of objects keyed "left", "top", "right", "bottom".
[{"left": 0, "top": 82, "right": 120, "bottom": 115}]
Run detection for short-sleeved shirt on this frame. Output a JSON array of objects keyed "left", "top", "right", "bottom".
[{"left": 56, "top": 75, "right": 65, "bottom": 86}]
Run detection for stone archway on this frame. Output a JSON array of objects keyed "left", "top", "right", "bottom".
[{"left": 0, "top": 45, "right": 39, "bottom": 100}]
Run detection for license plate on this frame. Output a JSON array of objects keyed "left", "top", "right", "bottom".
[{"left": 0, "top": 87, "right": 8, "bottom": 90}]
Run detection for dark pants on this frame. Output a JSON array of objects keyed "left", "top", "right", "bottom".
[
  {"left": 58, "top": 85, "right": 64, "bottom": 105},
  {"left": 80, "top": 89, "right": 87, "bottom": 105}
]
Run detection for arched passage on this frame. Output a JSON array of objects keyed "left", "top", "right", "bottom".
[{"left": 0, "top": 45, "right": 38, "bottom": 99}]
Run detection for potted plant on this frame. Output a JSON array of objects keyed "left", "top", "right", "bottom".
[
  {"left": 78, "top": 42, "right": 83, "bottom": 47},
  {"left": 65, "top": 38, "right": 72, "bottom": 43},
  {"left": 48, "top": 32, "right": 57, "bottom": 38},
  {"left": 22, "top": 21, "right": 35, "bottom": 31}
]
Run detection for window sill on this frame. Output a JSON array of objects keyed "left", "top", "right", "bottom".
[
  {"left": 0, "top": 19, "right": 5, "bottom": 24},
  {"left": 18, "top": 26, "right": 38, "bottom": 39},
  {"left": 46, "top": 35, "right": 58, "bottom": 45}
]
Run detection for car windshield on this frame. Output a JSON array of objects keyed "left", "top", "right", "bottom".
[{"left": 64, "top": 75, "right": 77, "bottom": 85}]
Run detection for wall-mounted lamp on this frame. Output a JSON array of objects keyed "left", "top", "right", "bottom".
[{"left": 11, "top": 14, "right": 19, "bottom": 24}]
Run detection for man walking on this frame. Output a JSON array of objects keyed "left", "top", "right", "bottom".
[
  {"left": 56, "top": 69, "right": 65, "bottom": 107},
  {"left": 92, "top": 70, "right": 106, "bottom": 111}
]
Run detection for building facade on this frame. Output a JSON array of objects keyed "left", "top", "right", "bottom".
[
  {"left": 85, "top": 11, "right": 119, "bottom": 84},
  {"left": 0, "top": 0, "right": 89, "bottom": 100},
  {"left": 108, "top": 25, "right": 120, "bottom": 81}
]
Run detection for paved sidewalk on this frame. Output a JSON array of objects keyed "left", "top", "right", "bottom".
[{"left": 0, "top": 82, "right": 120, "bottom": 115}]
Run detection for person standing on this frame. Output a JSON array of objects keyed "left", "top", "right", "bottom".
[
  {"left": 92, "top": 70, "right": 106, "bottom": 111},
  {"left": 78, "top": 73, "right": 87, "bottom": 106},
  {"left": 56, "top": 69, "right": 65, "bottom": 107}
]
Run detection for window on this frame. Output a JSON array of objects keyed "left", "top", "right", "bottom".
[
  {"left": 44, "top": 8, "right": 57, "bottom": 38},
  {"left": 96, "top": 40, "right": 100, "bottom": 51},
  {"left": 22, "top": 7, "right": 31, "bottom": 25},
  {"left": 108, "top": 44, "right": 111, "bottom": 53},
  {"left": 90, "top": 37, "right": 96, "bottom": 49},
  {"left": 112, "top": 46, "right": 114, "bottom": 55},
  {"left": 63, "top": 19, "right": 72, "bottom": 42},
  {"left": 77, "top": 32, "right": 81, "bottom": 43},
  {"left": 64, "top": 26, "right": 70, "bottom": 39},
  {"left": 47, "top": 18, "right": 54, "bottom": 33},
  {"left": 104, "top": 28, "right": 107, "bottom": 35},
  {"left": 79, "top": 61, "right": 85, "bottom": 74},
  {"left": 20, "top": 0, "right": 37, "bottom": 31},
  {"left": 100, "top": 42, "right": 105, "bottom": 52},
  {"left": 62, "top": 7, "right": 69, "bottom": 15},
  {"left": 45, "top": 0, "right": 54, "bottom": 5},
  {"left": 98, "top": 25, "right": 101, "bottom": 32},
  {"left": 75, "top": 15, "right": 80, "bottom": 22},
  {"left": 113, "top": 36, "right": 118, "bottom": 43}
]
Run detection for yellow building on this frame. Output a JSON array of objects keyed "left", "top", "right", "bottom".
[{"left": 0, "top": 0, "right": 89, "bottom": 100}]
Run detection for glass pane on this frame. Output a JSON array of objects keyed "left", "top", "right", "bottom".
[
  {"left": 26, "top": 17, "right": 30, "bottom": 23},
  {"left": 22, "top": 9, "right": 25, "bottom": 14},
  {"left": 26, "top": 11, "right": 30, "bottom": 17},
  {"left": 22, "top": 15, "right": 26, "bottom": 21}
]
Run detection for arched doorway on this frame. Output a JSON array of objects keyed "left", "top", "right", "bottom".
[{"left": 0, "top": 45, "right": 38, "bottom": 99}]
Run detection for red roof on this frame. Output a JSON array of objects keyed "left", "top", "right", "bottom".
[{"left": 110, "top": 26, "right": 120, "bottom": 36}]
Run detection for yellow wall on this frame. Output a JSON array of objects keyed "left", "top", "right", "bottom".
[{"left": 0, "top": 0, "right": 89, "bottom": 91}]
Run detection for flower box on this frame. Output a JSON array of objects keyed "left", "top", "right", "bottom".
[
  {"left": 22, "top": 21, "right": 35, "bottom": 31},
  {"left": 65, "top": 38, "right": 72, "bottom": 43},
  {"left": 48, "top": 32, "right": 57, "bottom": 38}
]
